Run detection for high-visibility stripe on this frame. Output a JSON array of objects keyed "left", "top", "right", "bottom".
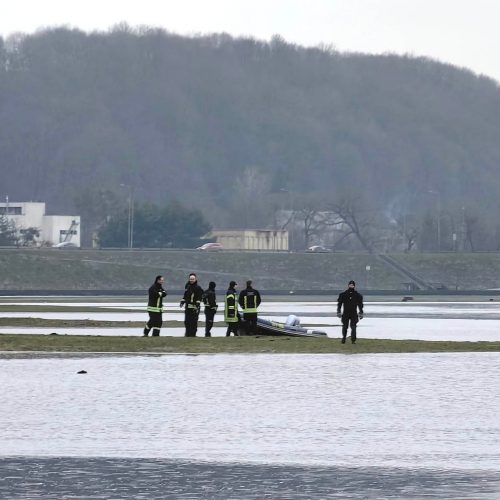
[
  {"left": 147, "top": 306, "right": 162, "bottom": 312},
  {"left": 243, "top": 295, "right": 257, "bottom": 313},
  {"left": 225, "top": 292, "right": 239, "bottom": 322}
]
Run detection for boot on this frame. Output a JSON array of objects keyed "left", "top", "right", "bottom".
[{"left": 341, "top": 337, "right": 346, "bottom": 344}]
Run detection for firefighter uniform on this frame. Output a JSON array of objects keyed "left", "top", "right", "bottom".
[
  {"left": 144, "top": 279, "right": 167, "bottom": 336},
  {"left": 224, "top": 281, "right": 239, "bottom": 336},
  {"left": 238, "top": 280, "right": 261, "bottom": 335},
  {"left": 202, "top": 281, "right": 218, "bottom": 337},
  {"left": 181, "top": 278, "right": 203, "bottom": 337}
]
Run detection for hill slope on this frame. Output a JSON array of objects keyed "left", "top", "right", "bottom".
[{"left": 1, "top": 27, "right": 500, "bottom": 243}]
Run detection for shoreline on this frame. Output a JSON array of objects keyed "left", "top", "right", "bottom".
[{"left": 1, "top": 335, "right": 499, "bottom": 354}]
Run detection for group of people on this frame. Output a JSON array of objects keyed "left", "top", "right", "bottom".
[
  {"left": 143, "top": 273, "right": 261, "bottom": 338},
  {"left": 143, "top": 274, "right": 363, "bottom": 342}
]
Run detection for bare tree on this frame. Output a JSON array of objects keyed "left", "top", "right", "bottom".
[
  {"left": 288, "top": 194, "right": 341, "bottom": 249},
  {"left": 327, "top": 196, "right": 379, "bottom": 252},
  {"left": 394, "top": 214, "right": 420, "bottom": 252},
  {"left": 19, "top": 227, "right": 41, "bottom": 247}
]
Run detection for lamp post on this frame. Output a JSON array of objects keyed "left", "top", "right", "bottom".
[
  {"left": 120, "top": 184, "right": 134, "bottom": 249},
  {"left": 428, "top": 190, "right": 441, "bottom": 252},
  {"left": 280, "top": 188, "right": 294, "bottom": 251}
]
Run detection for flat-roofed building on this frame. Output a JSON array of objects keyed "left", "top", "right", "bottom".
[
  {"left": 209, "top": 229, "right": 288, "bottom": 251},
  {"left": 0, "top": 201, "right": 80, "bottom": 247}
]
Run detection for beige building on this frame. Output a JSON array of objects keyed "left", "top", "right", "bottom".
[
  {"left": 210, "top": 229, "right": 288, "bottom": 251},
  {"left": 0, "top": 201, "right": 80, "bottom": 247}
]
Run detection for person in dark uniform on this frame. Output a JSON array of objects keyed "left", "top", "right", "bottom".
[
  {"left": 337, "top": 280, "right": 364, "bottom": 344},
  {"left": 143, "top": 275, "right": 167, "bottom": 336},
  {"left": 238, "top": 279, "right": 261, "bottom": 335},
  {"left": 202, "top": 281, "right": 217, "bottom": 337},
  {"left": 180, "top": 273, "right": 203, "bottom": 337},
  {"left": 224, "top": 281, "right": 239, "bottom": 336}
]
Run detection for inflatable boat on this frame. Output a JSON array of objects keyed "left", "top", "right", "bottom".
[{"left": 239, "top": 314, "right": 328, "bottom": 338}]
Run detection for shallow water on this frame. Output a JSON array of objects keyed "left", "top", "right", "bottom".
[
  {"left": 1, "top": 315, "right": 500, "bottom": 341},
  {"left": 1, "top": 353, "right": 500, "bottom": 498},
  {"left": 2, "top": 299, "right": 500, "bottom": 341},
  {"left": 1, "top": 353, "right": 499, "bottom": 469}
]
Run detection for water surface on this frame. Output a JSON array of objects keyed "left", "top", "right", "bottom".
[{"left": 1, "top": 353, "right": 499, "bottom": 498}]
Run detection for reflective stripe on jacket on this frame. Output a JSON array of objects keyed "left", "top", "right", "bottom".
[
  {"left": 224, "top": 290, "right": 238, "bottom": 322},
  {"left": 147, "top": 283, "right": 167, "bottom": 313},
  {"left": 238, "top": 287, "right": 261, "bottom": 314}
]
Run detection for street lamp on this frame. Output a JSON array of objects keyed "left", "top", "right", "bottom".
[
  {"left": 428, "top": 190, "right": 441, "bottom": 252},
  {"left": 279, "top": 188, "right": 294, "bottom": 251},
  {"left": 120, "top": 184, "right": 134, "bottom": 249}
]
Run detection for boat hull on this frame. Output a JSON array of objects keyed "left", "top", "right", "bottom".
[{"left": 239, "top": 317, "right": 328, "bottom": 338}]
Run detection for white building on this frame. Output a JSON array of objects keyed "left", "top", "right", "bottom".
[
  {"left": 209, "top": 229, "right": 288, "bottom": 251},
  {"left": 0, "top": 201, "right": 80, "bottom": 247}
]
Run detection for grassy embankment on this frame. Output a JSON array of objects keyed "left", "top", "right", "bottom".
[
  {"left": 0, "top": 334, "right": 499, "bottom": 354},
  {"left": 2, "top": 249, "right": 500, "bottom": 291},
  {"left": 0, "top": 248, "right": 405, "bottom": 290}
]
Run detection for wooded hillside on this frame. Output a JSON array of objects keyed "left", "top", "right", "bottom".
[{"left": 1, "top": 26, "right": 500, "bottom": 249}]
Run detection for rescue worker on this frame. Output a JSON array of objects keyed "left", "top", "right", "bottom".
[
  {"left": 143, "top": 275, "right": 167, "bottom": 337},
  {"left": 180, "top": 273, "right": 203, "bottom": 337},
  {"left": 224, "top": 281, "right": 239, "bottom": 336},
  {"left": 337, "top": 280, "right": 364, "bottom": 344},
  {"left": 202, "top": 281, "right": 217, "bottom": 337},
  {"left": 238, "top": 279, "right": 261, "bottom": 335}
]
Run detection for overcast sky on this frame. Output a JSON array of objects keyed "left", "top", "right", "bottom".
[{"left": 2, "top": 0, "right": 499, "bottom": 83}]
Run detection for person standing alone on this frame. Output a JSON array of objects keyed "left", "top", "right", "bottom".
[
  {"left": 202, "top": 281, "right": 217, "bottom": 337},
  {"left": 224, "top": 281, "right": 239, "bottom": 336},
  {"left": 337, "top": 280, "right": 363, "bottom": 344},
  {"left": 144, "top": 275, "right": 167, "bottom": 336},
  {"left": 180, "top": 273, "right": 203, "bottom": 337},
  {"left": 239, "top": 279, "right": 261, "bottom": 335}
]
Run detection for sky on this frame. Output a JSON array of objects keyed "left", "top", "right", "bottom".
[{"left": 1, "top": 0, "right": 499, "bottom": 83}]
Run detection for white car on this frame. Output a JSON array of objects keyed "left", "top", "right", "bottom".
[
  {"left": 53, "top": 242, "right": 79, "bottom": 249},
  {"left": 306, "top": 245, "right": 330, "bottom": 253},
  {"left": 196, "top": 242, "right": 223, "bottom": 251}
]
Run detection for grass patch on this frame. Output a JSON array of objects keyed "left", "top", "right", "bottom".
[
  {"left": 0, "top": 334, "right": 499, "bottom": 354},
  {"left": 0, "top": 318, "right": 226, "bottom": 328},
  {"left": 0, "top": 305, "right": 138, "bottom": 313}
]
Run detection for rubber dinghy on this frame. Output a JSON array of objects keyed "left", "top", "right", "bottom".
[{"left": 240, "top": 314, "right": 328, "bottom": 338}]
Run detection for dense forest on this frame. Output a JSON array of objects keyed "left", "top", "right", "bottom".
[{"left": 1, "top": 26, "right": 500, "bottom": 250}]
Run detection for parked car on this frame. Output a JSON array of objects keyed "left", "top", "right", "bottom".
[
  {"left": 306, "top": 245, "right": 330, "bottom": 253},
  {"left": 196, "top": 242, "right": 223, "bottom": 251},
  {"left": 53, "top": 242, "right": 79, "bottom": 249}
]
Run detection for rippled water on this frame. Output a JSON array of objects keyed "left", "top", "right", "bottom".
[
  {"left": 1, "top": 457, "right": 498, "bottom": 499},
  {"left": 2, "top": 353, "right": 499, "bottom": 468},
  {"left": 1, "top": 353, "right": 500, "bottom": 497}
]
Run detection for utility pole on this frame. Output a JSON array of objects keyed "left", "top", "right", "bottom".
[
  {"left": 120, "top": 184, "right": 134, "bottom": 249},
  {"left": 428, "top": 190, "right": 441, "bottom": 252}
]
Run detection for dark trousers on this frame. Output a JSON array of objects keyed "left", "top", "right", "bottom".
[
  {"left": 226, "top": 321, "right": 239, "bottom": 336},
  {"left": 243, "top": 313, "right": 258, "bottom": 335},
  {"left": 204, "top": 309, "right": 216, "bottom": 337},
  {"left": 185, "top": 309, "right": 199, "bottom": 337},
  {"left": 144, "top": 312, "right": 162, "bottom": 336},
  {"left": 342, "top": 315, "right": 358, "bottom": 342}
]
